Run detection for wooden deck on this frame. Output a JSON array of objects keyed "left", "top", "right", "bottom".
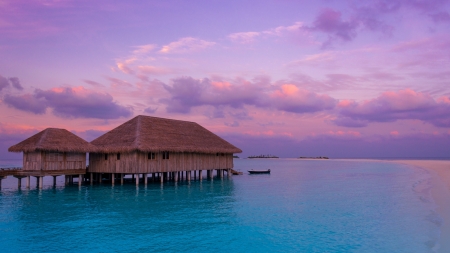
[{"left": 0, "top": 168, "right": 86, "bottom": 177}]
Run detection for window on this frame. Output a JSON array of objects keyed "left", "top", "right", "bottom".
[
  {"left": 162, "top": 151, "right": 169, "bottom": 160},
  {"left": 105, "top": 154, "right": 108, "bottom": 160},
  {"left": 148, "top": 152, "right": 155, "bottom": 160},
  {"left": 117, "top": 153, "right": 121, "bottom": 160}
]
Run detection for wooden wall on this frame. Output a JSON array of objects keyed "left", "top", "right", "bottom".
[
  {"left": 88, "top": 152, "right": 234, "bottom": 173},
  {"left": 22, "top": 151, "right": 86, "bottom": 171}
]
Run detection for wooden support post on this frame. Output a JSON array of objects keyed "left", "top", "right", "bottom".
[
  {"left": 99, "top": 173, "right": 102, "bottom": 184},
  {"left": 174, "top": 171, "right": 178, "bottom": 182},
  {"left": 132, "top": 174, "right": 135, "bottom": 180},
  {"left": 199, "top": 170, "right": 202, "bottom": 181},
  {"left": 160, "top": 173, "right": 164, "bottom": 183},
  {"left": 120, "top": 174, "right": 124, "bottom": 185},
  {"left": 152, "top": 173, "right": 156, "bottom": 182},
  {"left": 111, "top": 173, "right": 115, "bottom": 185},
  {"left": 26, "top": 176, "right": 30, "bottom": 188},
  {"left": 187, "top": 171, "right": 191, "bottom": 181},
  {"left": 36, "top": 176, "right": 40, "bottom": 186},
  {"left": 0, "top": 177, "right": 3, "bottom": 189},
  {"left": 78, "top": 174, "right": 82, "bottom": 186},
  {"left": 53, "top": 176, "right": 57, "bottom": 186},
  {"left": 136, "top": 174, "right": 139, "bottom": 185},
  {"left": 17, "top": 177, "right": 22, "bottom": 188},
  {"left": 39, "top": 176, "right": 43, "bottom": 189},
  {"left": 90, "top": 173, "right": 93, "bottom": 185},
  {"left": 144, "top": 173, "right": 148, "bottom": 185}
]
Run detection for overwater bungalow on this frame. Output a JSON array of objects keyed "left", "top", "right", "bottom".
[
  {"left": 1, "top": 116, "right": 242, "bottom": 189},
  {"left": 5, "top": 128, "right": 96, "bottom": 188},
  {"left": 88, "top": 115, "right": 242, "bottom": 184}
]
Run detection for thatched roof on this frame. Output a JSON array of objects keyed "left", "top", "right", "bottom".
[
  {"left": 8, "top": 128, "right": 96, "bottom": 153},
  {"left": 91, "top": 115, "right": 242, "bottom": 154}
]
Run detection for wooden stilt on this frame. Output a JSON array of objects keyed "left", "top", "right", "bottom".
[
  {"left": 144, "top": 173, "right": 148, "bottom": 185},
  {"left": 187, "top": 171, "right": 191, "bottom": 181},
  {"left": 174, "top": 171, "right": 178, "bottom": 182},
  {"left": 160, "top": 173, "right": 164, "bottom": 183},
  {"left": 99, "top": 173, "right": 102, "bottom": 184},
  {"left": 136, "top": 174, "right": 139, "bottom": 185},
  {"left": 0, "top": 177, "right": 3, "bottom": 189},
  {"left": 36, "top": 176, "right": 40, "bottom": 186},
  {"left": 112, "top": 173, "right": 115, "bottom": 185},
  {"left": 17, "top": 177, "right": 22, "bottom": 188},
  {"left": 120, "top": 174, "right": 124, "bottom": 185},
  {"left": 90, "top": 173, "right": 93, "bottom": 185},
  {"left": 26, "top": 176, "right": 30, "bottom": 188},
  {"left": 53, "top": 176, "right": 57, "bottom": 186},
  {"left": 39, "top": 176, "right": 43, "bottom": 189},
  {"left": 78, "top": 174, "right": 82, "bottom": 186}
]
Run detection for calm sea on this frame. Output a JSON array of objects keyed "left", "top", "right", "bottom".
[{"left": 0, "top": 159, "right": 442, "bottom": 252}]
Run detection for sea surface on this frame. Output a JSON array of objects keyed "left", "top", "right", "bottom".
[{"left": 0, "top": 159, "right": 442, "bottom": 253}]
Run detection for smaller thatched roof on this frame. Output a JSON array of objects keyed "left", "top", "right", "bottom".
[
  {"left": 8, "top": 128, "right": 96, "bottom": 153},
  {"left": 91, "top": 115, "right": 242, "bottom": 154}
]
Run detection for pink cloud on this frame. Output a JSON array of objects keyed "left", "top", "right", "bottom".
[
  {"left": 228, "top": 32, "right": 260, "bottom": 44},
  {"left": 159, "top": 37, "right": 216, "bottom": 54},
  {"left": 137, "top": 65, "right": 172, "bottom": 75},
  {"left": 335, "top": 89, "right": 450, "bottom": 127},
  {"left": 161, "top": 76, "right": 337, "bottom": 114}
]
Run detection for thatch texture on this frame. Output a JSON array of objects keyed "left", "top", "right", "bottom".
[
  {"left": 91, "top": 115, "right": 242, "bottom": 154},
  {"left": 8, "top": 128, "right": 96, "bottom": 153}
]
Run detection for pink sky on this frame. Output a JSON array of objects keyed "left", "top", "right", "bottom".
[{"left": 1, "top": 0, "right": 449, "bottom": 159}]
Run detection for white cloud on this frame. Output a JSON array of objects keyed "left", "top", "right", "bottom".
[{"left": 159, "top": 37, "right": 216, "bottom": 54}]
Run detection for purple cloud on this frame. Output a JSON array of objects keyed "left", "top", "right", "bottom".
[
  {"left": 3, "top": 87, "right": 132, "bottom": 119},
  {"left": 8, "top": 77, "right": 23, "bottom": 90},
  {"left": 3, "top": 93, "right": 48, "bottom": 114},
  {"left": 336, "top": 89, "right": 450, "bottom": 127},
  {"left": 144, "top": 107, "right": 158, "bottom": 114},
  {"left": 309, "top": 8, "right": 359, "bottom": 42},
  {"left": 0, "top": 75, "right": 10, "bottom": 91},
  {"left": 430, "top": 11, "right": 450, "bottom": 23},
  {"left": 161, "top": 76, "right": 336, "bottom": 114}
]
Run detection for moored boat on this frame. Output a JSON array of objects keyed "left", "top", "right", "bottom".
[{"left": 248, "top": 169, "right": 270, "bottom": 174}]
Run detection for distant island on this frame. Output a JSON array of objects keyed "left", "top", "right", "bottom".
[
  {"left": 298, "top": 156, "right": 329, "bottom": 159},
  {"left": 233, "top": 155, "right": 240, "bottom": 158},
  {"left": 248, "top": 154, "right": 279, "bottom": 159}
]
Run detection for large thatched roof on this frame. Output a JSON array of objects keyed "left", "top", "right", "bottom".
[
  {"left": 8, "top": 128, "right": 96, "bottom": 153},
  {"left": 91, "top": 115, "right": 242, "bottom": 154}
]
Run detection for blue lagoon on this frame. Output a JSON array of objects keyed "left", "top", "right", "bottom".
[{"left": 0, "top": 159, "right": 444, "bottom": 252}]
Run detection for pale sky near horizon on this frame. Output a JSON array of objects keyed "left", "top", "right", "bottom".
[{"left": 1, "top": 0, "right": 449, "bottom": 159}]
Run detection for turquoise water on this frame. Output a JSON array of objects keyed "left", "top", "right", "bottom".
[{"left": 0, "top": 159, "right": 442, "bottom": 252}]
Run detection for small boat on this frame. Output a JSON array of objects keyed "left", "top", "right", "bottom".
[{"left": 248, "top": 169, "right": 270, "bottom": 174}]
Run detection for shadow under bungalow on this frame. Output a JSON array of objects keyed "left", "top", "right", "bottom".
[{"left": 0, "top": 115, "right": 242, "bottom": 189}]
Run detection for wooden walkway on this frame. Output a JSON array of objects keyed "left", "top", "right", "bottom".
[{"left": 0, "top": 168, "right": 86, "bottom": 177}]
